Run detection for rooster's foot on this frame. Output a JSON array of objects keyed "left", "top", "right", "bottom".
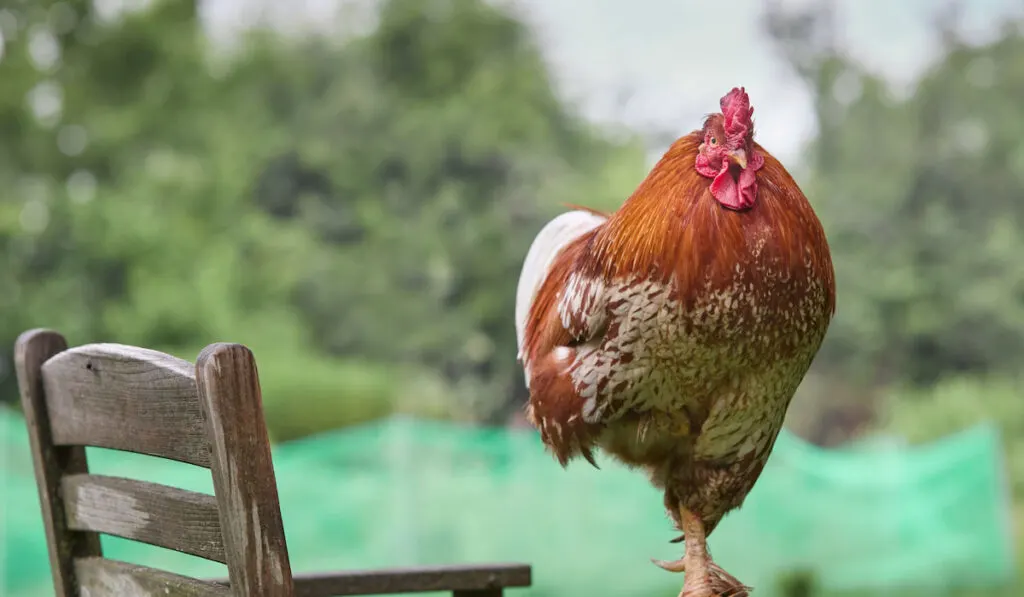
[
  {"left": 654, "top": 556, "right": 751, "bottom": 596},
  {"left": 655, "top": 507, "right": 753, "bottom": 597}
]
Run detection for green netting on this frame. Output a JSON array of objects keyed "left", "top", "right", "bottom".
[{"left": 0, "top": 411, "right": 1015, "bottom": 596}]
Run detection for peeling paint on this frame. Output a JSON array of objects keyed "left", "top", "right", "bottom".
[{"left": 77, "top": 483, "right": 151, "bottom": 532}]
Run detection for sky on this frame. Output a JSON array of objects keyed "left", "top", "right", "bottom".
[{"left": 200, "top": 0, "right": 1024, "bottom": 164}]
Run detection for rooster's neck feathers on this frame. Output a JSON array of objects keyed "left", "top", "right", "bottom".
[{"left": 581, "top": 132, "right": 834, "bottom": 315}]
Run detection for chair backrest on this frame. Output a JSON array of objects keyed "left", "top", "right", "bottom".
[{"left": 14, "top": 328, "right": 295, "bottom": 597}]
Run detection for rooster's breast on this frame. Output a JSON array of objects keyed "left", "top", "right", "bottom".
[{"left": 571, "top": 254, "right": 832, "bottom": 469}]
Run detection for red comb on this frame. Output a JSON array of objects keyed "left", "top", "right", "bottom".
[{"left": 720, "top": 87, "right": 754, "bottom": 143}]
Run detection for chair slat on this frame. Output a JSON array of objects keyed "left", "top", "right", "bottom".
[
  {"left": 41, "top": 343, "right": 211, "bottom": 467},
  {"left": 75, "top": 557, "right": 231, "bottom": 597},
  {"left": 63, "top": 474, "right": 226, "bottom": 563}
]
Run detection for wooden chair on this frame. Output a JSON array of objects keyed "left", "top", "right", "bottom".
[{"left": 14, "top": 329, "right": 531, "bottom": 597}]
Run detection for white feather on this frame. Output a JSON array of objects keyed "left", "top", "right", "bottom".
[{"left": 515, "top": 209, "right": 607, "bottom": 381}]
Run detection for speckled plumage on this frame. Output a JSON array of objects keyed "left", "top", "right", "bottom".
[
  {"left": 515, "top": 89, "right": 835, "bottom": 596},
  {"left": 526, "top": 236, "right": 831, "bottom": 531}
]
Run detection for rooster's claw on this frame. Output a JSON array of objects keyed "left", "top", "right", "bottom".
[{"left": 651, "top": 557, "right": 687, "bottom": 573}]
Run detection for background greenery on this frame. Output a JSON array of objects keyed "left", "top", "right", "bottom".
[{"left": 1, "top": 0, "right": 1021, "bottom": 594}]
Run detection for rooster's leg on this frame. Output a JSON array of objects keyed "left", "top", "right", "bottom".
[
  {"left": 654, "top": 510, "right": 752, "bottom": 596},
  {"left": 652, "top": 507, "right": 714, "bottom": 596},
  {"left": 677, "top": 507, "right": 713, "bottom": 596}
]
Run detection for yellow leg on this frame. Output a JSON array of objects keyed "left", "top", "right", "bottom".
[
  {"left": 678, "top": 508, "right": 712, "bottom": 596},
  {"left": 653, "top": 506, "right": 752, "bottom": 596},
  {"left": 652, "top": 507, "right": 713, "bottom": 596}
]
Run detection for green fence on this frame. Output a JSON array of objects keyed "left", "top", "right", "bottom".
[{"left": 0, "top": 411, "right": 1015, "bottom": 596}]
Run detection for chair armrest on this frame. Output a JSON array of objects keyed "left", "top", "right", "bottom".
[
  {"left": 210, "top": 563, "right": 531, "bottom": 596},
  {"left": 291, "top": 563, "right": 531, "bottom": 597}
]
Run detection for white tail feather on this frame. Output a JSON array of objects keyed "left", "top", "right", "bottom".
[{"left": 515, "top": 210, "right": 607, "bottom": 382}]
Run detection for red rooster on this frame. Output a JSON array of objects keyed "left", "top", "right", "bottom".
[{"left": 514, "top": 88, "right": 835, "bottom": 597}]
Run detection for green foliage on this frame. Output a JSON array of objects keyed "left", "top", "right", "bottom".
[
  {"left": 764, "top": 6, "right": 1024, "bottom": 595},
  {"left": 254, "top": 0, "right": 644, "bottom": 423},
  {"left": 767, "top": 11, "right": 1024, "bottom": 389},
  {"left": 235, "top": 352, "right": 401, "bottom": 443},
  {"left": 0, "top": 0, "right": 646, "bottom": 437}
]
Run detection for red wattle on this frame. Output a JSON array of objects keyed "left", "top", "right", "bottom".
[{"left": 708, "top": 150, "right": 764, "bottom": 210}]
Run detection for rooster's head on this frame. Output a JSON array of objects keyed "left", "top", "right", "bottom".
[{"left": 695, "top": 87, "right": 765, "bottom": 211}]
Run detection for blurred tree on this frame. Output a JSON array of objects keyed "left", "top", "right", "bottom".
[
  {"left": 0, "top": 0, "right": 375, "bottom": 425},
  {"left": 235, "top": 0, "right": 645, "bottom": 424},
  {"left": 767, "top": 9, "right": 1024, "bottom": 580},
  {"left": 765, "top": 2, "right": 1024, "bottom": 433},
  {"left": 0, "top": 0, "right": 646, "bottom": 435}
]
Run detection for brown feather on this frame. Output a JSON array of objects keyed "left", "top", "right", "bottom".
[
  {"left": 520, "top": 231, "right": 605, "bottom": 465},
  {"left": 524, "top": 129, "right": 834, "bottom": 377},
  {"left": 585, "top": 132, "right": 834, "bottom": 317}
]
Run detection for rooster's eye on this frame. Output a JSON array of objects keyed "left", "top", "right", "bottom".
[{"left": 710, "top": 137, "right": 718, "bottom": 145}]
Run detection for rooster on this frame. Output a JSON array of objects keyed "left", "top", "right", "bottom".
[{"left": 514, "top": 87, "right": 835, "bottom": 597}]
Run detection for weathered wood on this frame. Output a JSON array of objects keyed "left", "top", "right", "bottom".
[
  {"left": 17, "top": 330, "right": 533, "bottom": 597},
  {"left": 196, "top": 343, "right": 294, "bottom": 597},
  {"left": 41, "top": 342, "right": 211, "bottom": 467},
  {"left": 63, "top": 474, "right": 225, "bottom": 563},
  {"left": 15, "top": 329, "right": 103, "bottom": 596},
  {"left": 75, "top": 557, "right": 231, "bottom": 597},
  {"left": 284, "top": 565, "right": 531, "bottom": 597}
]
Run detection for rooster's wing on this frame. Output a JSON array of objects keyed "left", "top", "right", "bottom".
[{"left": 515, "top": 209, "right": 607, "bottom": 381}]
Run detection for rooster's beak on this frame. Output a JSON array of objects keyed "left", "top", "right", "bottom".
[{"left": 728, "top": 149, "right": 748, "bottom": 169}]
